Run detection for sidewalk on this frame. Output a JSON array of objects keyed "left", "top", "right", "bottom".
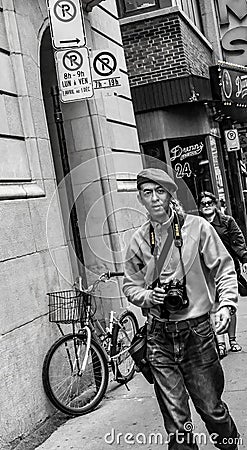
[{"left": 35, "top": 300, "right": 247, "bottom": 450}]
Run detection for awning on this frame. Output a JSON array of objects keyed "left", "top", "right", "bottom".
[{"left": 130, "top": 75, "right": 212, "bottom": 113}]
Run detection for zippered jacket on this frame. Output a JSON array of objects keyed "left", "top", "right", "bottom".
[
  {"left": 123, "top": 213, "right": 238, "bottom": 321},
  {"left": 210, "top": 210, "right": 247, "bottom": 268}
]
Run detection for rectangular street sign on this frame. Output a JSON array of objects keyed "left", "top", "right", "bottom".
[
  {"left": 55, "top": 47, "right": 93, "bottom": 102},
  {"left": 224, "top": 129, "right": 240, "bottom": 152},
  {"left": 47, "top": 0, "right": 86, "bottom": 49},
  {"left": 91, "top": 50, "right": 121, "bottom": 94}
]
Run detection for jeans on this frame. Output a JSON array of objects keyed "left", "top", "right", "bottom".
[{"left": 147, "top": 315, "right": 239, "bottom": 450}]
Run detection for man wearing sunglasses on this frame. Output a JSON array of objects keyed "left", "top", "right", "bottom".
[
  {"left": 199, "top": 191, "right": 247, "bottom": 359},
  {"left": 123, "top": 169, "right": 240, "bottom": 449}
]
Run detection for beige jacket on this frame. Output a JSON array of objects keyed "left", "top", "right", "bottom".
[{"left": 123, "top": 213, "right": 238, "bottom": 321}]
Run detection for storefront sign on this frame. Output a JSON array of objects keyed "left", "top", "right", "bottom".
[
  {"left": 215, "top": 0, "right": 247, "bottom": 65},
  {"left": 168, "top": 136, "right": 206, "bottom": 180},
  {"left": 210, "top": 64, "right": 247, "bottom": 107}
]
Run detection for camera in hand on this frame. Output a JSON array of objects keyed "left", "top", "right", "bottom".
[{"left": 161, "top": 278, "right": 189, "bottom": 315}]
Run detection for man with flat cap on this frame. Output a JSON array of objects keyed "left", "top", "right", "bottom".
[{"left": 123, "top": 168, "right": 240, "bottom": 449}]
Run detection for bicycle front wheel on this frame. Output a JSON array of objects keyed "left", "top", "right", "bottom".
[
  {"left": 42, "top": 333, "right": 109, "bottom": 416},
  {"left": 111, "top": 310, "right": 138, "bottom": 383}
]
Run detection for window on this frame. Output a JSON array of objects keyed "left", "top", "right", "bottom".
[
  {"left": 124, "top": 0, "right": 157, "bottom": 12},
  {"left": 119, "top": 0, "right": 160, "bottom": 16},
  {"left": 174, "top": 0, "right": 203, "bottom": 31}
]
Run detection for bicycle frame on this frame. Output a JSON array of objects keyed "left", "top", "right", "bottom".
[{"left": 52, "top": 271, "right": 134, "bottom": 382}]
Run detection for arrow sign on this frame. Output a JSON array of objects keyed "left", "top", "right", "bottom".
[
  {"left": 47, "top": 0, "right": 86, "bottom": 49},
  {"left": 59, "top": 38, "right": 81, "bottom": 45}
]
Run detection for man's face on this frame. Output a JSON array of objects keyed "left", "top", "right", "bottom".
[
  {"left": 138, "top": 182, "right": 171, "bottom": 221},
  {"left": 199, "top": 196, "right": 217, "bottom": 216}
]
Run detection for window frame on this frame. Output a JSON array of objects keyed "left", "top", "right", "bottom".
[{"left": 117, "top": 0, "right": 160, "bottom": 18}]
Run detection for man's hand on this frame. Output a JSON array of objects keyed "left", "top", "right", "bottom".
[
  {"left": 215, "top": 307, "right": 231, "bottom": 334},
  {"left": 242, "top": 262, "right": 247, "bottom": 273},
  {"left": 151, "top": 287, "right": 167, "bottom": 306}
]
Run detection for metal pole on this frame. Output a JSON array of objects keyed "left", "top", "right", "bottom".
[{"left": 51, "top": 86, "right": 87, "bottom": 284}]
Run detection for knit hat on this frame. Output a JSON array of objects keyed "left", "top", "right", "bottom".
[{"left": 137, "top": 168, "right": 178, "bottom": 195}]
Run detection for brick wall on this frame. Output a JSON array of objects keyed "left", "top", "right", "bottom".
[{"left": 121, "top": 12, "right": 213, "bottom": 87}]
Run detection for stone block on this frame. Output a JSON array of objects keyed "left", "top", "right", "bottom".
[
  {"left": 98, "top": 0, "right": 118, "bottom": 17},
  {"left": 70, "top": 115, "right": 102, "bottom": 150},
  {"left": 0, "top": 201, "right": 36, "bottom": 262},
  {"left": 116, "top": 71, "right": 132, "bottom": 98},
  {"left": 29, "top": 97, "right": 49, "bottom": 139},
  {"left": 109, "top": 122, "right": 140, "bottom": 151},
  {"left": 14, "top": 0, "right": 44, "bottom": 31},
  {"left": 11, "top": 54, "right": 29, "bottom": 97},
  {"left": 48, "top": 245, "right": 74, "bottom": 289},
  {"left": 4, "top": 95, "right": 24, "bottom": 135},
  {"left": 30, "top": 179, "right": 67, "bottom": 252},
  {"left": 37, "top": 138, "right": 56, "bottom": 180},
  {"left": 89, "top": 6, "right": 122, "bottom": 44},
  {"left": 3, "top": 8, "right": 20, "bottom": 53},
  {"left": 63, "top": 100, "right": 89, "bottom": 121},
  {"left": 0, "top": 139, "right": 31, "bottom": 181},
  {"left": 0, "top": 53, "right": 16, "bottom": 94},
  {"left": 0, "top": 10, "right": 9, "bottom": 50},
  {"left": 22, "top": 54, "right": 41, "bottom": 98},
  {"left": 69, "top": 149, "right": 101, "bottom": 185},
  {"left": 15, "top": 13, "right": 38, "bottom": 61},
  {"left": 25, "top": 138, "right": 43, "bottom": 181},
  {"left": 104, "top": 95, "right": 136, "bottom": 125},
  {"left": 112, "top": 151, "right": 143, "bottom": 175},
  {"left": 0, "top": 96, "right": 9, "bottom": 134},
  {"left": 82, "top": 233, "right": 118, "bottom": 278}
]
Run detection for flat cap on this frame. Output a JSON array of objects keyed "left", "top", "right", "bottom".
[{"left": 137, "top": 168, "right": 177, "bottom": 195}]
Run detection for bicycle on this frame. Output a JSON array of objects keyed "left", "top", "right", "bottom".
[{"left": 42, "top": 271, "right": 139, "bottom": 416}]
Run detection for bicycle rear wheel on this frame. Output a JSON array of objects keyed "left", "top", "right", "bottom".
[
  {"left": 111, "top": 310, "right": 138, "bottom": 383},
  {"left": 42, "top": 333, "right": 109, "bottom": 416}
]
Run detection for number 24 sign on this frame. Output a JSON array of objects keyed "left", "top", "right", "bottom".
[{"left": 174, "top": 162, "right": 192, "bottom": 178}]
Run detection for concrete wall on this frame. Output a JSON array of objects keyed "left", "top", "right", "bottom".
[
  {"left": 0, "top": 1, "right": 74, "bottom": 446},
  {"left": 0, "top": 0, "right": 143, "bottom": 445}
]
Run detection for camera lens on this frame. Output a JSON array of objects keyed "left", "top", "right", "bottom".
[{"left": 165, "top": 292, "right": 183, "bottom": 312}]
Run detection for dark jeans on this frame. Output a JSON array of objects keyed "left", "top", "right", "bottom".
[{"left": 147, "top": 315, "right": 239, "bottom": 450}]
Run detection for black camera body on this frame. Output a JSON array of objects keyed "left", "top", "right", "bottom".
[{"left": 161, "top": 278, "right": 189, "bottom": 314}]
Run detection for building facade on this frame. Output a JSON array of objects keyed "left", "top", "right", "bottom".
[
  {"left": 117, "top": 0, "right": 247, "bottom": 234},
  {"left": 0, "top": 0, "right": 143, "bottom": 445}
]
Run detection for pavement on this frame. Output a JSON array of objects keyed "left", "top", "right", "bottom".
[{"left": 35, "top": 300, "right": 247, "bottom": 450}]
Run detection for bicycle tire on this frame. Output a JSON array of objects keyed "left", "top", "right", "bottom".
[
  {"left": 111, "top": 310, "right": 138, "bottom": 383},
  {"left": 42, "top": 333, "right": 109, "bottom": 416}
]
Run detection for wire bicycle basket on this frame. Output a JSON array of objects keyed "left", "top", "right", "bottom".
[{"left": 47, "top": 290, "right": 88, "bottom": 323}]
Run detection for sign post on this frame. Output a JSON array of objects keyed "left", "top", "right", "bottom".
[
  {"left": 55, "top": 48, "right": 93, "bottom": 102},
  {"left": 47, "top": 0, "right": 86, "bottom": 49}
]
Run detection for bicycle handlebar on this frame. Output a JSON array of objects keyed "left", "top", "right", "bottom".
[{"left": 107, "top": 271, "right": 124, "bottom": 278}]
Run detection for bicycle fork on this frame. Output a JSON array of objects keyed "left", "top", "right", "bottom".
[{"left": 66, "top": 326, "right": 91, "bottom": 376}]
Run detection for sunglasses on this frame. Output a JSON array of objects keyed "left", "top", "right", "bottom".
[{"left": 200, "top": 200, "right": 214, "bottom": 207}]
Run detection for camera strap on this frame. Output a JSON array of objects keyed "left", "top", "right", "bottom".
[{"left": 150, "top": 211, "right": 187, "bottom": 295}]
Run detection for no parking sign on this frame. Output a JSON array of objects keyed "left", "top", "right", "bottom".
[
  {"left": 55, "top": 48, "right": 93, "bottom": 102},
  {"left": 91, "top": 50, "right": 121, "bottom": 92}
]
